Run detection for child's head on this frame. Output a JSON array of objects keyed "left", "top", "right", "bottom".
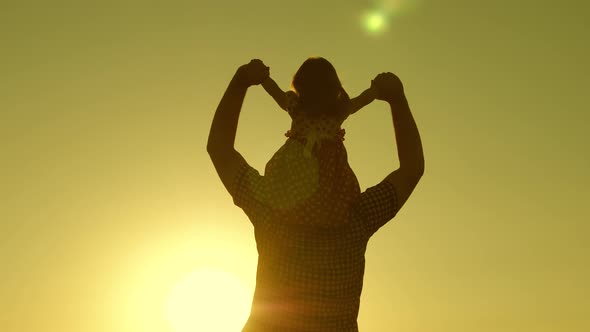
[{"left": 291, "top": 57, "right": 350, "bottom": 116}]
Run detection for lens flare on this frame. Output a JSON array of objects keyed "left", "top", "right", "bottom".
[
  {"left": 366, "top": 12, "right": 386, "bottom": 32},
  {"left": 362, "top": 10, "right": 388, "bottom": 35},
  {"left": 360, "top": 0, "right": 422, "bottom": 36}
]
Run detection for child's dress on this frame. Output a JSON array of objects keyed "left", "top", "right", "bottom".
[{"left": 256, "top": 91, "right": 361, "bottom": 227}]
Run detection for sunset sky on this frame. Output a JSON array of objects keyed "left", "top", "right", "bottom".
[{"left": 1, "top": 1, "right": 589, "bottom": 331}]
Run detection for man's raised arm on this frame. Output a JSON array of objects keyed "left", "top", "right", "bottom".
[
  {"left": 207, "top": 59, "right": 269, "bottom": 193},
  {"left": 375, "top": 72, "right": 425, "bottom": 209}
]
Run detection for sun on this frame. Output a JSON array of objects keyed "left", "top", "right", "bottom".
[{"left": 166, "top": 267, "right": 252, "bottom": 332}]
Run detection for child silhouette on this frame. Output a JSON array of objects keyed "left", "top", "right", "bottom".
[{"left": 256, "top": 57, "right": 378, "bottom": 226}]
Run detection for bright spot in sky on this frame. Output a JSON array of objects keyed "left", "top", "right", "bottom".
[
  {"left": 362, "top": 9, "right": 389, "bottom": 35},
  {"left": 166, "top": 267, "right": 252, "bottom": 332},
  {"left": 367, "top": 12, "right": 386, "bottom": 32},
  {"left": 361, "top": 0, "right": 420, "bottom": 36}
]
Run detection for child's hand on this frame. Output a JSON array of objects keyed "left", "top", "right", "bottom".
[
  {"left": 235, "top": 59, "right": 270, "bottom": 87},
  {"left": 368, "top": 80, "right": 379, "bottom": 100}
]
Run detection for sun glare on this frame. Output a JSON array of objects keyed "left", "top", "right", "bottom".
[
  {"left": 362, "top": 10, "right": 388, "bottom": 35},
  {"left": 368, "top": 13, "right": 385, "bottom": 31},
  {"left": 361, "top": 0, "right": 421, "bottom": 36},
  {"left": 166, "top": 267, "right": 252, "bottom": 332}
]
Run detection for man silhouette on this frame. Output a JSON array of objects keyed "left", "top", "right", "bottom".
[{"left": 207, "top": 59, "right": 424, "bottom": 331}]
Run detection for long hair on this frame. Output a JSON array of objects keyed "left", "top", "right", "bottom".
[{"left": 291, "top": 57, "right": 350, "bottom": 117}]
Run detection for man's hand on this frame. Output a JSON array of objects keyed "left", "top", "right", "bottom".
[
  {"left": 235, "top": 59, "right": 270, "bottom": 87},
  {"left": 372, "top": 72, "right": 405, "bottom": 103}
]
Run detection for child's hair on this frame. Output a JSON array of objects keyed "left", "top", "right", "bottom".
[{"left": 291, "top": 57, "right": 350, "bottom": 117}]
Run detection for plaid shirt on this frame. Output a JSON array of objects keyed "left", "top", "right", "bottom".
[{"left": 232, "top": 160, "right": 398, "bottom": 332}]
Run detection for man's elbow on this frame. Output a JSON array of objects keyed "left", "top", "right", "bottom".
[
  {"left": 206, "top": 142, "right": 224, "bottom": 163},
  {"left": 206, "top": 143, "right": 236, "bottom": 165},
  {"left": 206, "top": 142, "right": 216, "bottom": 156},
  {"left": 206, "top": 140, "right": 228, "bottom": 156},
  {"left": 416, "top": 159, "right": 425, "bottom": 178},
  {"left": 412, "top": 167, "right": 424, "bottom": 184},
  {"left": 400, "top": 160, "right": 424, "bottom": 184}
]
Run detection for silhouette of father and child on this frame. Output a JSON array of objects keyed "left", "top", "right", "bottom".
[{"left": 207, "top": 57, "right": 424, "bottom": 331}]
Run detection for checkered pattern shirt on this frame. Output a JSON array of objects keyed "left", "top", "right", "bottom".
[
  {"left": 232, "top": 160, "right": 399, "bottom": 332},
  {"left": 231, "top": 159, "right": 398, "bottom": 332}
]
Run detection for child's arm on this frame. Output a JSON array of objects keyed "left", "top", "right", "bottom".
[
  {"left": 261, "top": 76, "right": 289, "bottom": 111},
  {"left": 348, "top": 84, "right": 378, "bottom": 115}
]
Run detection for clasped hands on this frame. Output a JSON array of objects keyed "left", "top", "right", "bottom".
[
  {"left": 235, "top": 59, "right": 270, "bottom": 87},
  {"left": 236, "top": 59, "right": 405, "bottom": 102}
]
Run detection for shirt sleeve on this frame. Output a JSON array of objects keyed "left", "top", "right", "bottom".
[
  {"left": 230, "top": 159, "right": 267, "bottom": 225},
  {"left": 355, "top": 180, "right": 399, "bottom": 236}
]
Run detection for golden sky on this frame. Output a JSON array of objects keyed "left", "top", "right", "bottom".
[{"left": 1, "top": 1, "right": 589, "bottom": 331}]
